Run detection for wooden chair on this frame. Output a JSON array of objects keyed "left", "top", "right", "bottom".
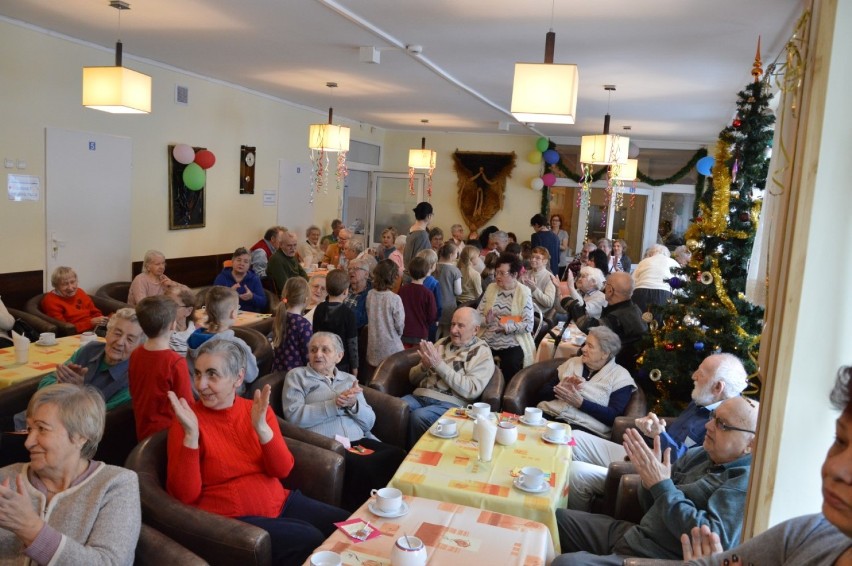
[{"left": 24, "top": 293, "right": 130, "bottom": 337}]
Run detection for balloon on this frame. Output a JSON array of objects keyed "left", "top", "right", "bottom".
[
  {"left": 543, "top": 149, "right": 560, "bottom": 165},
  {"left": 172, "top": 144, "right": 195, "bottom": 165},
  {"left": 530, "top": 178, "right": 544, "bottom": 191},
  {"left": 628, "top": 142, "right": 640, "bottom": 159},
  {"left": 194, "top": 149, "right": 216, "bottom": 169},
  {"left": 541, "top": 173, "right": 556, "bottom": 187},
  {"left": 182, "top": 163, "right": 205, "bottom": 191},
  {"left": 535, "top": 137, "right": 549, "bottom": 153},
  {"left": 527, "top": 151, "right": 542, "bottom": 164},
  {"left": 696, "top": 156, "right": 715, "bottom": 176}
]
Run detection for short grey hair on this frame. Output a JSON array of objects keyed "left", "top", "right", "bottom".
[
  {"left": 673, "top": 245, "right": 691, "bottom": 263},
  {"left": 711, "top": 353, "right": 749, "bottom": 397},
  {"left": 588, "top": 326, "right": 622, "bottom": 358},
  {"left": 107, "top": 307, "right": 142, "bottom": 334},
  {"left": 347, "top": 237, "right": 365, "bottom": 254},
  {"left": 490, "top": 231, "right": 509, "bottom": 244},
  {"left": 394, "top": 234, "right": 407, "bottom": 247},
  {"left": 306, "top": 225, "right": 321, "bottom": 236},
  {"left": 644, "top": 244, "right": 671, "bottom": 258},
  {"left": 28, "top": 384, "right": 105, "bottom": 459},
  {"left": 310, "top": 331, "right": 344, "bottom": 354},
  {"left": 194, "top": 339, "right": 247, "bottom": 378},
  {"left": 579, "top": 266, "right": 606, "bottom": 290},
  {"left": 142, "top": 249, "right": 166, "bottom": 270}
]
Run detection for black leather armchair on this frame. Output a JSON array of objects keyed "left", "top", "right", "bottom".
[
  {"left": 135, "top": 524, "right": 208, "bottom": 565},
  {"left": 7, "top": 307, "right": 58, "bottom": 335},
  {"left": 232, "top": 326, "right": 273, "bottom": 377},
  {"left": 95, "top": 281, "right": 132, "bottom": 305},
  {"left": 24, "top": 293, "right": 129, "bottom": 337}
]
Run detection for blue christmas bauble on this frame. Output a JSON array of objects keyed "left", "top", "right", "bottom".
[{"left": 694, "top": 341, "right": 705, "bottom": 351}]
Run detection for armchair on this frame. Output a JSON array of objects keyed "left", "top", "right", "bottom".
[
  {"left": 135, "top": 524, "right": 207, "bottom": 565},
  {"left": 368, "top": 348, "right": 504, "bottom": 412},
  {"left": 7, "top": 307, "right": 58, "bottom": 336},
  {"left": 95, "top": 281, "right": 132, "bottom": 305},
  {"left": 24, "top": 292, "right": 129, "bottom": 336},
  {"left": 232, "top": 326, "right": 273, "bottom": 377}
]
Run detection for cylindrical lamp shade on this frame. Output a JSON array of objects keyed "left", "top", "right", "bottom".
[
  {"left": 612, "top": 158, "right": 638, "bottom": 181},
  {"left": 308, "top": 123, "right": 350, "bottom": 152},
  {"left": 511, "top": 63, "right": 578, "bottom": 124},
  {"left": 408, "top": 148, "right": 437, "bottom": 169},
  {"left": 579, "top": 134, "right": 630, "bottom": 165},
  {"left": 82, "top": 66, "right": 152, "bottom": 114}
]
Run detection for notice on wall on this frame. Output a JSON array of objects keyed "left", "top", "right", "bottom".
[
  {"left": 263, "top": 189, "right": 277, "bottom": 206},
  {"left": 7, "top": 174, "right": 40, "bottom": 201}
]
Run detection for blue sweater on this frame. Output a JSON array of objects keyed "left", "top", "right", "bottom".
[
  {"left": 213, "top": 268, "right": 268, "bottom": 313},
  {"left": 660, "top": 401, "right": 712, "bottom": 462}
]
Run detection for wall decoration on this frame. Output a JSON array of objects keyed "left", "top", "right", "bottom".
[
  {"left": 453, "top": 151, "right": 516, "bottom": 234},
  {"left": 240, "top": 145, "right": 256, "bottom": 194},
  {"left": 168, "top": 144, "right": 208, "bottom": 230}
]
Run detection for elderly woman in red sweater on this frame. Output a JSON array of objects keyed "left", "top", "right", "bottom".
[
  {"left": 40, "top": 266, "right": 108, "bottom": 333},
  {"left": 166, "top": 339, "right": 348, "bottom": 565}
]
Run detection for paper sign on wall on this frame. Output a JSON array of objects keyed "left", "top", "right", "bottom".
[
  {"left": 8, "top": 174, "right": 40, "bottom": 201},
  {"left": 263, "top": 190, "right": 277, "bottom": 206}
]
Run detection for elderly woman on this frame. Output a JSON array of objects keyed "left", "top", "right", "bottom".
[
  {"left": 302, "top": 273, "right": 327, "bottom": 324},
  {"left": 128, "top": 249, "right": 173, "bottom": 306},
  {"left": 213, "top": 247, "right": 268, "bottom": 313},
  {"left": 632, "top": 244, "right": 682, "bottom": 314},
  {"left": 611, "top": 239, "right": 632, "bottom": 273},
  {"left": 429, "top": 227, "right": 444, "bottom": 252},
  {"left": 520, "top": 246, "right": 558, "bottom": 315},
  {"left": 562, "top": 266, "right": 607, "bottom": 322},
  {"left": 296, "top": 225, "right": 323, "bottom": 268},
  {"left": 40, "top": 266, "right": 108, "bottom": 333},
  {"left": 282, "top": 332, "right": 406, "bottom": 510},
  {"left": 538, "top": 326, "right": 636, "bottom": 438},
  {"left": 478, "top": 253, "right": 535, "bottom": 382},
  {"left": 0, "top": 384, "right": 140, "bottom": 564},
  {"left": 673, "top": 244, "right": 692, "bottom": 267},
  {"left": 167, "top": 339, "right": 348, "bottom": 565}
]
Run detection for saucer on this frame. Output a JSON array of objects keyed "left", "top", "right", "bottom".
[
  {"left": 465, "top": 410, "right": 494, "bottom": 421},
  {"left": 35, "top": 340, "right": 58, "bottom": 347},
  {"left": 429, "top": 428, "right": 459, "bottom": 439},
  {"left": 519, "top": 416, "right": 545, "bottom": 426},
  {"left": 368, "top": 501, "right": 409, "bottom": 518},
  {"left": 541, "top": 433, "right": 571, "bottom": 445},
  {"left": 512, "top": 478, "right": 550, "bottom": 494}
]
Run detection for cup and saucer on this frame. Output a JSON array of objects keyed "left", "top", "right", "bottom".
[
  {"left": 429, "top": 427, "right": 459, "bottom": 439},
  {"left": 512, "top": 477, "right": 550, "bottom": 494},
  {"left": 541, "top": 433, "right": 571, "bottom": 445},
  {"left": 35, "top": 339, "right": 58, "bottom": 347},
  {"left": 519, "top": 416, "right": 545, "bottom": 427},
  {"left": 368, "top": 500, "right": 410, "bottom": 518}
]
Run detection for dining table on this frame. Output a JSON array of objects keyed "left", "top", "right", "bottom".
[
  {"left": 304, "top": 494, "right": 556, "bottom": 565},
  {"left": 534, "top": 323, "right": 585, "bottom": 363},
  {"left": 387, "top": 408, "right": 572, "bottom": 552},
  {"left": 0, "top": 335, "right": 102, "bottom": 390}
]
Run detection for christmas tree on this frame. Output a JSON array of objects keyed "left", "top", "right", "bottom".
[{"left": 638, "top": 70, "right": 774, "bottom": 413}]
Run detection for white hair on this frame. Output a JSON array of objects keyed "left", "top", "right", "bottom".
[
  {"left": 712, "top": 353, "right": 749, "bottom": 397},
  {"left": 579, "top": 266, "right": 606, "bottom": 290},
  {"left": 643, "top": 244, "right": 671, "bottom": 258}
]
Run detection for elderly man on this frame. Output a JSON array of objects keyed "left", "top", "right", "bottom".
[
  {"left": 344, "top": 257, "right": 372, "bottom": 329},
  {"left": 268, "top": 230, "right": 308, "bottom": 292},
  {"left": 568, "top": 242, "right": 597, "bottom": 278},
  {"left": 296, "top": 225, "right": 323, "bottom": 268},
  {"left": 403, "top": 307, "right": 496, "bottom": 447},
  {"left": 343, "top": 236, "right": 368, "bottom": 266},
  {"left": 249, "top": 225, "right": 285, "bottom": 277},
  {"left": 321, "top": 218, "right": 344, "bottom": 247},
  {"left": 554, "top": 395, "right": 759, "bottom": 564},
  {"left": 322, "top": 228, "right": 351, "bottom": 269},
  {"left": 484, "top": 230, "right": 510, "bottom": 256},
  {"left": 568, "top": 353, "right": 749, "bottom": 510}
]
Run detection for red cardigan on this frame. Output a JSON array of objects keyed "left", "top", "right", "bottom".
[
  {"left": 40, "top": 289, "right": 102, "bottom": 333},
  {"left": 167, "top": 397, "right": 295, "bottom": 518}
]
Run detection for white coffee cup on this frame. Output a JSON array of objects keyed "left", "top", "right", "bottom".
[
  {"left": 517, "top": 466, "right": 545, "bottom": 491},
  {"left": 80, "top": 331, "right": 96, "bottom": 344},
  {"left": 466, "top": 402, "right": 490, "bottom": 418},
  {"left": 310, "top": 550, "right": 342, "bottom": 566},
  {"left": 546, "top": 422, "right": 567, "bottom": 442},
  {"left": 371, "top": 486, "right": 402, "bottom": 513},
  {"left": 391, "top": 535, "right": 427, "bottom": 566},
  {"left": 524, "top": 407, "right": 543, "bottom": 424},
  {"left": 39, "top": 332, "right": 56, "bottom": 345},
  {"left": 496, "top": 421, "right": 518, "bottom": 445},
  {"left": 434, "top": 417, "right": 457, "bottom": 436}
]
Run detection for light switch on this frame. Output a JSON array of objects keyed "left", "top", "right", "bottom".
[
  {"left": 4, "top": 159, "right": 13, "bottom": 169},
  {"left": 16, "top": 160, "right": 27, "bottom": 169}
]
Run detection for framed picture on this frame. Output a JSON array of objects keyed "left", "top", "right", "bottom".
[{"left": 168, "top": 144, "right": 206, "bottom": 230}]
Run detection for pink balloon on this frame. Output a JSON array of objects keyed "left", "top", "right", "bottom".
[
  {"left": 542, "top": 173, "right": 557, "bottom": 187},
  {"left": 172, "top": 144, "right": 195, "bottom": 165},
  {"left": 194, "top": 149, "right": 216, "bottom": 169}
]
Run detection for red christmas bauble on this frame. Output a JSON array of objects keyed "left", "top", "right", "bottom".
[
  {"left": 739, "top": 212, "right": 750, "bottom": 222},
  {"left": 665, "top": 343, "right": 675, "bottom": 351},
  {"left": 696, "top": 216, "right": 704, "bottom": 223},
  {"left": 733, "top": 118, "right": 742, "bottom": 128}
]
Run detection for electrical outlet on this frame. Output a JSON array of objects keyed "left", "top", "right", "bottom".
[{"left": 4, "top": 159, "right": 13, "bottom": 169}]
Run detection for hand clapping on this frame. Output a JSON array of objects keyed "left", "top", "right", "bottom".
[
  {"left": 336, "top": 383, "right": 362, "bottom": 409},
  {"left": 54, "top": 363, "right": 88, "bottom": 386},
  {"left": 167, "top": 391, "right": 199, "bottom": 448},
  {"left": 251, "top": 384, "right": 274, "bottom": 444},
  {"left": 554, "top": 376, "right": 583, "bottom": 408},
  {"left": 634, "top": 412, "right": 667, "bottom": 437},
  {"left": 680, "top": 524, "right": 724, "bottom": 561},
  {"left": 0, "top": 475, "right": 44, "bottom": 547},
  {"left": 622, "top": 428, "right": 671, "bottom": 489},
  {"left": 417, "top": 340, "right": 443, "bottom": 369}
]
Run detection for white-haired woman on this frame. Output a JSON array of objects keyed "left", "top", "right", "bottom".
[
  {"left": 282, "top": 332, "right": 406, "bottom": 510},
  {"left": 562, "top": 266, "right": 607, "bottom": 323},
  {"left": 538, "top": 326, "right": 636, "bottom": 438},
  {"left": 0, "top": 384, "right": 140, "bottom": 564},
  {"left": 632, "top": 244, "right": 681, "bottom": 314},
  {"left": 128, "top": 249, "right": 174, "bottom": 306},
  {"left": 40, "top": 266, "right": 108, "bottom": 334}
]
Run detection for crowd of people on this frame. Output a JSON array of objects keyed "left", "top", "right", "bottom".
[{"left": 1, "top": 202, "right": 845, "bottom": 566}]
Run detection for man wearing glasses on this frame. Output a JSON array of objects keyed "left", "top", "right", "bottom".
[
  {"left": 554, "top": 395, "right": 759, "bottom": 564},
  {"left": 322, "top": 228, "right": 351, "bottom": 269}
]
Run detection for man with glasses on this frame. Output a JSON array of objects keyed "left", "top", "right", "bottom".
[
  {"left": 567, "top": 353, "right": 749, "bottom": 511},
  {"left": 322, "top": 228, "right": 351, "bottom": 269},
  {"left": 268, "top": 230, "right": 308, "bottom": 292},
  {"left": 554, "top": 395, "right": 759, "bottom": 564}
]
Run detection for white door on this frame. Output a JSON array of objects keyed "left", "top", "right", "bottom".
[{"left": 45, "top": 128, "right": 132, "bottom": 293}]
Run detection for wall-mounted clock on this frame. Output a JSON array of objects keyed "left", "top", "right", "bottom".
[{"left": 240, "top": 145, "right": 256, "bottom": 194}]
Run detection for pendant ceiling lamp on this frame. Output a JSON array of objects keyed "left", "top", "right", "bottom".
[
  {"left": 510, "top": 0, "right": 578, "bottom": 124},
  {"left": 612, "top": 158, "right": 638, "bottom": 181},
  {"left": 580, "top": 85, "right": 629, "bottom": 165},
  {"left": 408, "top": 137, "right": 437, "bottom": 196},
  {"left": 308, "top": 82, "right": 349, "bottom": 201},
  {"left": 82, "top": 1, "right": 151, "bottom": 114}
]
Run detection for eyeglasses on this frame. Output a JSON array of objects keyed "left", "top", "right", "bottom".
[{"left": 709, "top": 410, "right": 756, "bottom": 434}]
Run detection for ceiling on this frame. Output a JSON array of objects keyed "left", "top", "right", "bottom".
[{"left": 1, "top": 0, "right": 802, "bottom": 146}]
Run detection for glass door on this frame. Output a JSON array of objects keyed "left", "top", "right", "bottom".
[{"left": 369, "top": 173, "right": 424, "bottom": 246}]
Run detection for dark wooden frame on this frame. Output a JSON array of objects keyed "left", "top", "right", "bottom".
[{"left": 168, "top": 144, "right": 206, "bottom": 230}]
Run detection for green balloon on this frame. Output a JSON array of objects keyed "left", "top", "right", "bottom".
[
  {"left": 182, "top": 163, "right": 205, "bottom": 191},
  {"left": 535, "top": 137, "right": 549, "bottom": 152}
]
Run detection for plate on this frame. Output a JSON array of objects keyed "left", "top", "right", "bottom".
[
  {"left": 512, "top": 477, "right": 551, "bottom": 494},
  {"left": 429, "top": 428, "right": 459, "bottom": 439},
  {"left": 541, "top": 433, "right": 571, "bottom": 445},
  {"left": 368, "top": 501, "right": 409, "bottom": 518},
  {"left": 34, "top": 340, "right": 58, "bottom": 347},
  {"left": 519, "top": 416, "right": 545, "bottom": 427}
]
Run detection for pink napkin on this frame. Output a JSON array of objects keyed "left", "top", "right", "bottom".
[{"left": 334, "top": 518, "right": 381, "bottom": 543}]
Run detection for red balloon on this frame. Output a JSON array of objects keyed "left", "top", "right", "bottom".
[{"left": 194, "top": 149, "right": 216, "bottom": 170}]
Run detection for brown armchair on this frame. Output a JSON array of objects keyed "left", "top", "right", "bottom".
[
  {"left": 24, "top": 293, "right": 129, "bottom": 337},
  {"left": 125, "top": 421, "right": 345, "bottom": 566},
  {"left": 135, "top": 524, "right": 208, "bottom": 565},
  {"left": 95, "top": 281, "right": 132, "bottom": 305},
  {"left": 7, "top": 307, "right": 58, "bottom": 335},
  {"left": 232, "top": 326, "right": 273, "bottom": 377},
  {"left": 368, "top": 348, "right": 504, "bottom": 412}
]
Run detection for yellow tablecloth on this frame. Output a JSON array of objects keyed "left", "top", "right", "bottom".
[
  {"left": 305, "top": 494, "right": 555, "bottom": 565},
  {"left": 0, "top": 336, "right": 96, "bottom": 389},
  {"left": 233, "top": 311, "right": 273, "bottom": 327},
  {"left": 535, "top": 336, "right": 582, "bottom": 363},
  {"left": 388, "top": 409, "right": 572, "bottom": 552}
]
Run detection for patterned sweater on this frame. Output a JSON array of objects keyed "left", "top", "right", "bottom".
[{"left": 408, "top": 336, "right": 495, "bottom": 406}]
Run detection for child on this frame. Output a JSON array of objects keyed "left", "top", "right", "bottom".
[
  {"left": 165, "top": 283, "right": 196, "bottom": 355},
  {"left": 270, "top": 277, "right": 312, "bottom": 374},
  {"left": 458, "top": 245, "right": 484, "bottom": 304},
  {"left": 415, "top": 248, "right": 442, "bottom": 341},
  {"left": 434, "top": 242, "right": 462, "bottom": 338},
  {"left": 187, "top": 286, "right": 259, "bottom": 385},
  {"left": 129, "top": 295, "right": 194, "bottom": 440},
  {"left": 312, "top": 269, "right": 359, "bottom": 375},
  {"left": 398, "top": 256, "right": 437, "bottom": 348},
  {"left": 365, "top": 259, "right": 404, "bottom": 367}
]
